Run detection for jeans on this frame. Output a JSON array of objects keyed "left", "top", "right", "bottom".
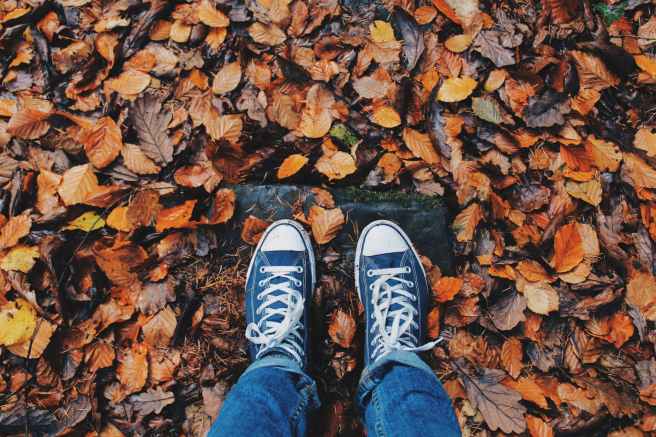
[{"left": 208, "top": 351, "right": 461, "bottom": 437}]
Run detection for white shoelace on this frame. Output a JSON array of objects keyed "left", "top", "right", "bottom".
[
  {"left": 245, "top": 265, "right": 305, "bottom": 364},
  {"left": 368, "top": 266, "right": 443, "bottom": 361}
]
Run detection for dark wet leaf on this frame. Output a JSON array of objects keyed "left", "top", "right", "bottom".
[
  {"left": 473, "top": 30, "right": 515, "bottom": 67},
  {"left": 393, "top": 7, "right": 424, "bottom": 70},
  {"left": 523, "top": 89, "right": 570, "bottom": 128}
]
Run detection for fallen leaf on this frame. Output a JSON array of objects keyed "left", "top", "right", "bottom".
[
  {"left": 121, "top": 143, "right": 160, "bottom": 175},
  {"left": 0, "top": 213, "right": 31, "bottom": 250},
  {"left": 634, "top": 128, "right": 656, "bottom": 157},
  {"left": 402, "top": 128, "right": 439, "bottom": 164},
  {"left": 315, "top": 150, "right": 357, "bottom": 181},
  {"left": 130, "top": 386, "right": 175, "bottom": 416},
  {"left": 371, "top": 106, "right": 401, "bottom": 128},
  {"left": 142, "top": 306, "right": 177, "bottom": 347},
  {"left": 552, "top": 222, "right": 584, "bottom": 273},
  {"left": 155, "top": 200, "right": 197, "bottom": 233},
  {"left": 106, "top": 70, "right": 151, "bottom": 97},
  {"left": 116, "top": 343, "right": 148, "bottom": 395},
  {"left": 206, "top": 188, "right": 236, "bottom": 224},
  {"left": 65, "top": 211, "right": 106, "bottom": 232},
  {"left": 7, "top": 98, "right": 53, "bottom": 140},
  {"left": 0, "top": 298, "right": 36, "bottom": 346},
  {"left": 212, "top": 62, "right": 242, "bottom": 95},
  {"left": 445, "top": 34, "right": 473, "bottom": 53},
  {"left": 198, "top": 0, "right": 230, "bottom": 27},
  {"left": 626, "top": 271, "right": 656, "bottom": 321},
  {"left": 521, "top": 280, "right": 560, "bottom": 315},
  {"left": 204, "top": 112, "right": 243, "bottom": 143},
  {"left": 278, "top": 154, "right": 309, "bottom": 179},
  {"left": 7, "top": 318, "right": 56, "bottom": 358},
  {"left": 328, "top": 309, "right": 356, "bottom": 348},
  {"left": 501, "top": 338, "right": 523, "bottom": 379},
  {"left": 1, "top": 245, "right": 40, "bottom": 273},
  {"left": 437, "top": 76, "right": 477, "bottom": 102},
  {"left": 503, "top": 376, "right": 549, "bottom": 409},
  {"left": 131, "top": 94, "right": 173, "bottom": 165},
  {"left": 248, "top": 22, "right": 286, "bottom": 46},
  {"left": 308, "top": 205, "right": 345, "bottom": 244},
  {"left": 452, "top": 203, "right": 483, "bottom": 242},
  {"left": 241, "top": 215, "right": 270, "bottom": 245},
  {"left": 526, "top": 415, "right": 554, "bottom": 437},
  {"left": 565, "top": 179, "right": 602, "bottom": 206},
  {"left": 370, "top": 20, "right": 396, "bottom": 43},
  {"left": 434, "top": 276, "right": 463, "bottom": 302}
]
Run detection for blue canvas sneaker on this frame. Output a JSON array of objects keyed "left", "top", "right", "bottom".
[
  {"left": 244, "top": 219, "right": 316, "bottom": 369},
  {"left": 355, "top": 220, "right": 441, "bottom": 367}
]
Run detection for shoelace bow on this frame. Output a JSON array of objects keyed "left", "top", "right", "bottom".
[
  {"left": 245, "top": 265, "right": 305, "bottom": 364},
  {"left": 368, "top": 266, "right": 443, "bottom": 361}
]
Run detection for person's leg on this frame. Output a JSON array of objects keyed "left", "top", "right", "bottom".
[
  {"left": 208, "top": 355, "right": 319, "bottom": 437},
  {"left": 208, "top": 220, "right": 320, "bottom": 437},
  {"left": 354, "top": 220, "right": 461, "bottom": 437},
  {"left": 357, "top": 352, "right": 460, "bottom": 437}
]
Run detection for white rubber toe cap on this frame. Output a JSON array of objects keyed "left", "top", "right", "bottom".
[
  {"left": 362, "top": 223, "right": 409, "bottom": 256},
  {"left": 261, "top": 224, "right": 305, "bottom": 251}
]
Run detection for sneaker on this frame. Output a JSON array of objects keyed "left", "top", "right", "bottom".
[
  {"left": 244, "top": 219, "right": 316, "bottom": 369},
  {"left": 355, "top": 220, "right": 440, "bottom": 366}
]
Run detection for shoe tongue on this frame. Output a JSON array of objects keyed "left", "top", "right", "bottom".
[{"left": 261, "top": 250, "right": 304, "bottom": 324}]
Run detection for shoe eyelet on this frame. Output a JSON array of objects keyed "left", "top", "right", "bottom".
[
  {"left": 259, "top": 267, "right": 266, "bottom": 273},
  {"left": 366, "top": 270, "right": 374, "bottom": 277},
  {"left": 408, "top": 281, "right": 414, "bottom": 287},
  {"left": 411, "top": 295, "right": 417, "bottom": 301},
  {"left": 404, "top": 266, "right": 411, "bottom": 273},
  {"left": 296, "top": 266, "right": 303, "bottom": 273},
  {"left": 369, "top": 284, "right": 374, "bottom": 290},
  {"left": 371, "top": 314, "right": 375, "bottom": 319},
  {"left": 258, "top": 280, "right": 265, "bottom": 287},
  {"left": 295, "top": 280, "right": 302, "bottom": 287},
  {"left": 256, "top": 293, "right": 263, "bottom": 300}
]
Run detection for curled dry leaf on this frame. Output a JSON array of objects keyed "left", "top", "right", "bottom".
[
  {"left": 241, "top": 215, "right": 270, "bottom": 245},
  {"left": 278, "top": 154, "right": 309, "bottom": 179},
  {"left": 308, "top": 205, "right": 345, "bottom": 245},
  {"left": 328, "top": 309, "right": 356, "bottom": 348}
]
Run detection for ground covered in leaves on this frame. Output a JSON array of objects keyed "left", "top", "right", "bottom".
[{"left": 2, "top": 0, "right": 656, "bottom": 435}]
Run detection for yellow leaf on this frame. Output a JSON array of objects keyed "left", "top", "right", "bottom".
[
  {"left": 308, "top": 205, "right": 345, "bottom": 244},
  {"left": 0, "top": 245, "right": 39, "bottom": 273},
  {"left": 635, "top": 54, "right": 656, "bottom": 78},
  {"left": 65, "top": 211, "right": 106, "bottom": 232},
  {"left": 170, "top": 20, "right": 192, "bottom": 43},
  {"left": 315, "top": 151, "right": 357, "bottom": 181},
  {"left": 0, "top": 299, "right": 36, "bottom": 346},
  {"left": 248, "top": 22, "right": 286, "bottom": 46},
  {"left": 371, "top": 106, "right": 401, "bottom": 128},
  {"left": 277, "top": 154, "right": 309, "bottom": 179},
  {"left": 7, "top": 318, "right": 56, "bottom": 358},
  {"left": 634, "top": 128, "right": 656, "bottom": 157},
  {"left": 565, "top": 179, "right": 602, "bottom": 206},
  {"left": 212, "top": 61, "right": 242, "bottom": 95},
  {"left": 484, "top": 69, "right": 507, "bottom": 92},
  {"left": 370, "top": 20, "right": 395, "bottom": 43},
  {"left": 106, "top": 70, "right": 151, "bottom": 97},
  {"left": 520, "top": 279, "right": 560, "bottom": 315},
  {"left": 0, "top": 213, "right": 31, "bottom": 250},
  {"left": 198, "top": 0, "right": 230, "bottom": 27},
  {"left": 437, "top": 76, "right": 477, "bottom": 102},
  {"left": 107, "top": 206, "right": 133, "bottom": 232},
  {"left": 402, "top": 127, "right": 439, "bottom": 164},
  {"left": 445, "top": 34, "right": 473, "bottom": 53}
]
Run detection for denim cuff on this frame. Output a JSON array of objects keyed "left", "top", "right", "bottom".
[
  {"left": 243, "top": 355, "right": 321, "bottom": 411},
  {"left": 356, "top": 351, "right": 434, "bottom": 409}
]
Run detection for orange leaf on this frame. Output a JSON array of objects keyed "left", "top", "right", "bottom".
[
  {"left": 278, "top": 154, "right": 309, "bottom": 179},
  {"left": 315, "top": 150, "right": 357, "bottom": 181},
  {"left": 308, "top": 205, "right": 345, "bottom": 245},
  {"left": 155, "top": 200, "right": 197, "bottom": 232},
  {"left": 501, "top": 338, "right": 523, "bottom": 379},
  {"left": 626, "top": 271, "right": 656, "bottom": 321},
  {"left": 503, "top": 376, "right": 548, "bottom": 409},
  {"left": 606, "top": 311, "right": 634, "bottom": 348},
  {"left": 57, "top": 164, "right": 100, "bottom": 206},
  {"left": 198, "top": 0, "right": 230, "bottom": 27},
  {"left": 117, "top": 343, "right": 148, "bottom": 395},
  {"left": 79, "top": 117, "right": 123, "bottom": 169},
  {"left": 402, "top": 128, "right": 439, "bottom": 164},
  {"left": 526, "top": 415, "right": 554, "bottom": 437},
  {"left": 328, "top": 309, "right": 356, "bottom": 348},
  {"left": 452, "top": 203, "right": 483, "bottom": 242},
  {"left": 432, "top": 0, "right": 461, "bottom": 24},
  {"left": 427, "top": 307, "right": 441, "bottom": 339},
  {"left": 206, "top": 188, "right": 236, "bottom": 225},
  {"left": 516, "top": 260, "right": 553, "bottom": 282},
  {"left": 552, "top": 222, "right": 584, "bottom": 273},
  {"left": 105, "top": 70, "right": 151, "bottom": 97},
  {"left": 7, "top": 98, "right": 53, "bottom": 140},
  {"left": 371, "top": 106, "right": 401, "bottom": 128},
  {"left": 414, "top": 6, "right": 437, "bottom": 25},
  {"left": 300, "top": 84, "right": 334, "bottom": 138},
  {"left": 241, "top": 215, "right": 270, "bottom": 245},
  {"left": 434, "top": 276, "right": 463, "bottom": 302},
  {"left": 0, "top": 213, "right": 31, "bottom": 250},
  {"left": 212, "top": 61, "right": 242, "bottom": 95},
  {"left": 204, "top": 112, "right": 242, "bottom": 143}
]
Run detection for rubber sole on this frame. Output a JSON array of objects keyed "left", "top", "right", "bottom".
[{"left": 353, "top": 219, "right": 428, "bottom": 304}]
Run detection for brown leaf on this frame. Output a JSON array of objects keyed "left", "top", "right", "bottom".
[
  {"left": 79, "top": 117, "right": 123, "bottom": 169},
  {"left": 57, "top": 164, "right": 100, "bottom": 206},
  {"left": 129, "top": 386, "right": 175, "bottom": 416},
  {"left": 142, "top": 306, "right": 177, "bottom": 347},
  {"left": 488, "top": 291, "right": 527, "bottom": 331},
  {"left": 212, "top": 62, "right": 242, "bottom": 95},
  {"left": 501, "top": 338, "right": 523, "bottom": 379},
  {"left": 0, "top": 213, "right": 31, "bottom": 250},
  {"left": 131, "top": 94, "right": 173, "bottom": 165},
  {"left": 552, "top": 222, "right": 584, "bottom": 273},
  {"left": 206, "top": 188, "right": 236, "bottom": 225},
  {"left": 526, "top": 415, "right": 554, "bottom": 437},
  {"left": 121, "top": 143, "right": 160, "bottom": 175},
  {"left": 7, "top": 98, "right": 53, "bottom": 140},
  {"left": 452, "top": 203, "right": 484, "bottom": 242},
  {"left": 116, "top": 343, "right": 148, "bottom": 395},
  {"left": 504, "top": 376, "right": 549, "bottom": 409},
  {"left": 248, "top": 22, "right": 286, "bottom": 46},
  {"left": 308, "top": 205, "right": 345, "bottom": 245},
  {"left": 204, "top": 112, "right": 243, "bottom": 143},
  {"left": 149, "top": 347, "right": 181, "bottom": 384},
  {"left": 241, "top": 215, "right": 270, "bottom": 245},
  {"left": 155, "top": 200, "right": 197, "bottom": 233},
  {"left": 300, "top": 84, "right": 334, "bottom": 138},
  {"left": 328, "top": 309, "right": 356, "bottom": 348},
  {"left": 198, "top": 0, "right": 230, "bottom": 27},
  {"left": 105, "top": 70, "right": 151, "bottom": 97},
  {"left": 402, "top": 128, "right": 439, "bottom": 164},
  {"left": 626, "top": 271, "right": 656, "bottom": 321},
  {"left": 457, "top": 363, "right": 527, "bottom": 434},
  {"left": 520, "top": 280, "right": 560, "bottom": 315}
]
